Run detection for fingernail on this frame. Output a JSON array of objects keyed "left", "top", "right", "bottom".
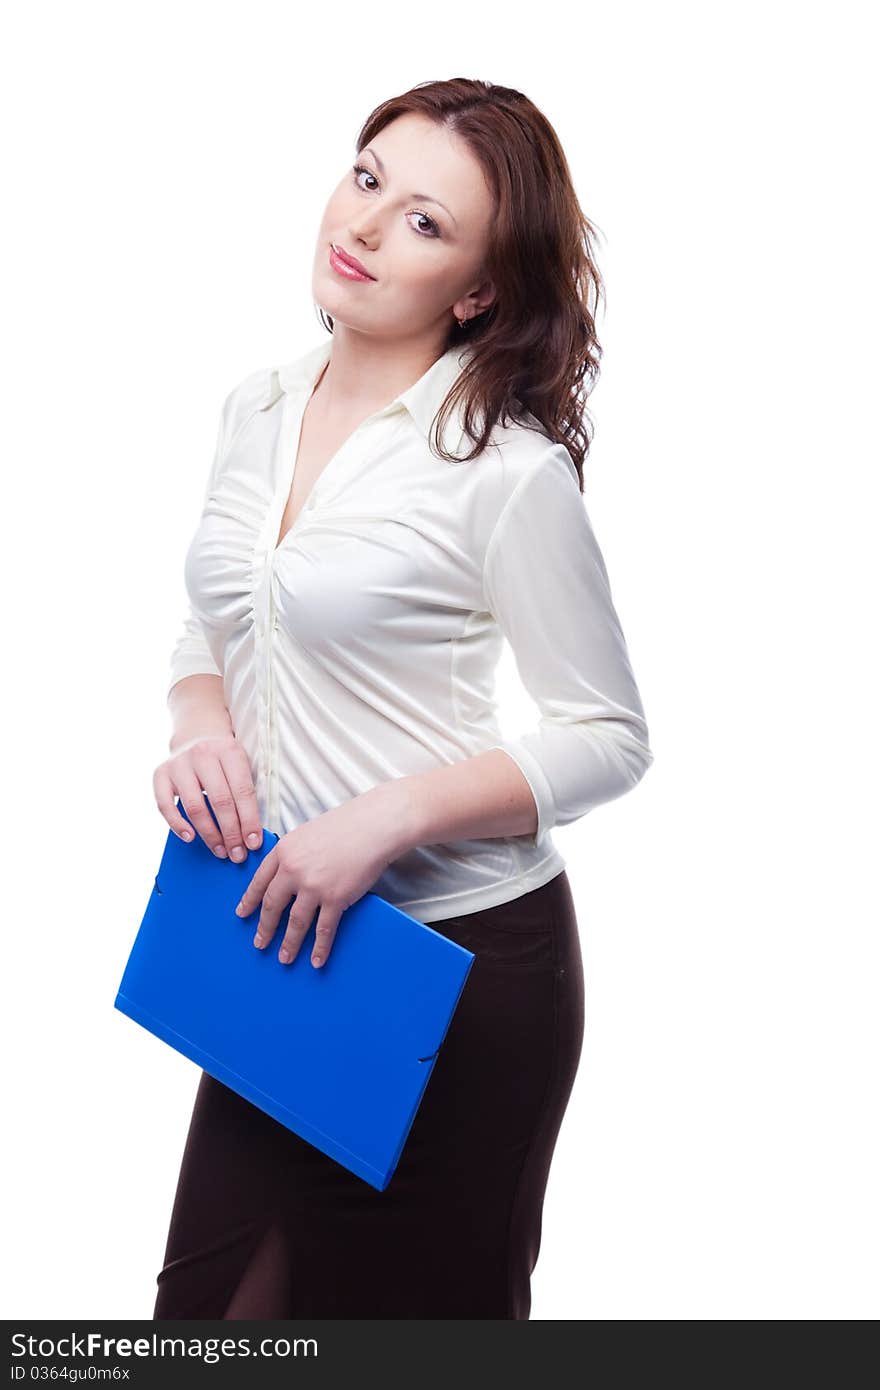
[
  {"left": 230, "top": 846, "right": 246, "bottom": 862},
  {"left": 312, "top": 954, "right": 323, "bottom": 968},
  {"left": 253, "top": 933, "right": 263, "bottom": 948},
  {"left": 180, "top": 829, "right": 193, "bottom": 842},
  {"left": 279, "top": 948, "right": 292, "bottom": 964},
  {"left": 235, "top": 902, "right": 245, "bottom": 916},
  {"left": 247, "top": 833, "right": 261, "bottom": 849},
  {"left": 213, "top": 845, "right": 228, "bottom": 858}
]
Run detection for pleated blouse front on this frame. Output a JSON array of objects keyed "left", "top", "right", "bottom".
[{"left": 168, "top": 337, "right": 653, "bottom": 922}]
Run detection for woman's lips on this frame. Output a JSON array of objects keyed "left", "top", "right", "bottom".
[{"left": 328, "top": 242, "right": 376, "bottom": 282}]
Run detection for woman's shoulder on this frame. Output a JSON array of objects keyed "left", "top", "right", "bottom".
[
  {"left": 458, "top": 413, "right": 580, "bottom": 562},
  {"left": 482, "top": 409, "right": 579, "bottom": 504}
]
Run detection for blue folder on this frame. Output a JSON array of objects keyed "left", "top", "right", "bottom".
[{"left": 114, "top": 796, "right": 475, "bottom": 1191}]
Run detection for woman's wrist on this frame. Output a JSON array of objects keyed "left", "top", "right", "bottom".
[
  {"left": 168, "top": 730, "right": 234, "bottom": 757},
  {"left": 359, "top": 775, "right": 426, "bottom": 860},
  {"left": 168, "top": 675, "right": 233, "bottom": 755}
]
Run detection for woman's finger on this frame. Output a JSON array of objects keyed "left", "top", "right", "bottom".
[
  {"left": 309, "top": 903, "right": 344, "bottom": 968},
  {"left": 165, "top": 770, "right": 230, "bottom": 853},
  {"left": 191, "top": 753, "right": 247, "bottom": 860},
  {"left": 172, "top": 774, "right": 233, "bottom": 857},
  {"left": 153, "top": 766, "right": 196, "bottom": 841},
  {"left": 217, "top": 742, "right": 263, "bottom": 852},
  {"left": 234, "top": 848, "right": 278, "bottom": 922},
  {"left": 251, "top": 866, "right": 308, "bottom": 953},
  {"left": 251, "top": 874, "right": 302, "bottom": 951},
  {"left": 275, "top": 893, "right": 326, "bottom": 965}
]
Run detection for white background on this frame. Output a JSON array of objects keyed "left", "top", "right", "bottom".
[{"left": 2, "top": 0, "right": 877, "bottom": 1321}]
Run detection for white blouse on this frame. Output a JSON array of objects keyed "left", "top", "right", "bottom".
[{"left": 169, "top": 336, "right": 653, "bottom": 923}]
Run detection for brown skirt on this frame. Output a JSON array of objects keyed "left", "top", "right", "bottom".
[{"left": 152, "top": 868, "right": 585, "bottom": 1320}]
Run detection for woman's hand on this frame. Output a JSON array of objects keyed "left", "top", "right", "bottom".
[
  {"left": 153, "top": 733, "right": 264, "bottom": 861},
  {"left": 234, "top": 786, "right": 407, "bottom": 969}
]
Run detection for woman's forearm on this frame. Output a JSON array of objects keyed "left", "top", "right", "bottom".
[
  {"left": 167, "top": 674, "right": 234, "bottom": 753},
  {"left": 363, "top": 748, "right": 540, "bottom": 859}
]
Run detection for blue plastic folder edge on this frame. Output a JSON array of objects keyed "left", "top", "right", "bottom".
[
  {"left": 114, "top": 799, "right": 476, "bottom": 1192},
  {"left": 114, "top": 990, "right": 440, "bottom": 1190}
]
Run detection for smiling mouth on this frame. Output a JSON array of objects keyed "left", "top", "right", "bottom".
[{"left": 328, "top": 242, "right": 376, "bottom": 281}]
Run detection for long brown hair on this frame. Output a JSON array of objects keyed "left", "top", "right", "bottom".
[{"left": 319, "top": 77, "right": 605, "bottom": 491}]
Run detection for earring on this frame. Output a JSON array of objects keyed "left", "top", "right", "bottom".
[{"left": 456, "top": 315, "right": 468, "bottom": 328}]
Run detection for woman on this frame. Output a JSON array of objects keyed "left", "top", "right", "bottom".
[{"left": 151, "top": 78, "right": 653, "bottom": 1320}]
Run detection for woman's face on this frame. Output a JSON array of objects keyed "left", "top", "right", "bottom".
[{"left": 312, "top": 112, "right": 496, "bottom": 339}]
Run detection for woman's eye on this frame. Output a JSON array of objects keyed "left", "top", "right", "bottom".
[
  {"left": 351, "top": 165, "right": 441, "bottom": 238},
  {"left": 406, "top": 211, "right": 440, "bottom": 238},
  {"left": 353, "top": 164, "right": 378, "bottom": 192}
]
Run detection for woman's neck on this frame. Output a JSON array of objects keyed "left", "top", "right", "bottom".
[{"left": 313, "top": 327, "right": 448, "bottom": 418}]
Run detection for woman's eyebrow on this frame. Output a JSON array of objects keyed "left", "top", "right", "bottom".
[{"left": 361, "top": 146, "right": 458, "bottom": 227}]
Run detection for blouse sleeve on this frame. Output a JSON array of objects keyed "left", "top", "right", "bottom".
[
  {"left": 481, "top": 443, "right": 654, "bottom": 848},
  {"left": 166, "top": 393, "right": 233, "bottom": 703}
]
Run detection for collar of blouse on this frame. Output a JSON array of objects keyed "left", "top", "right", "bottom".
[{"left": 261, "top": 337, "right": 477, "bottom": 459}]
